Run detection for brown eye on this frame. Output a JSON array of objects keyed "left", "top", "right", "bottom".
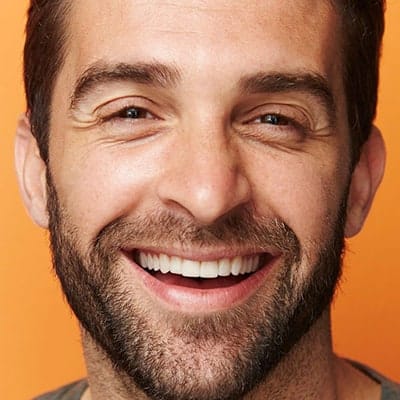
[
  {"left": 259, "top": 114, "right": 290, "bottom": 125},
  {"left": 119, "top": 107, "right": 150, "bottom": 119}
]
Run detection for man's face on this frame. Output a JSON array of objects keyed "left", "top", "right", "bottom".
[{"left": 46, "top": 0, "right": 351, "bottom": 398}]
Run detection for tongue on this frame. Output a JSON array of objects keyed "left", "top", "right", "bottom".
[{"left": 152, "top": 272, "right": 248, "bottom": 289}]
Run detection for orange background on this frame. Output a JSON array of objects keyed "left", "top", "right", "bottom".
[{"left": 1, "top": 2, "right": 399, "bottom": 399}]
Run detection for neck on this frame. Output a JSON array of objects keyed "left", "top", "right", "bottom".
[
  {"left": 80, "top": 309, "right": 380, "bottom": 400},
  {"left": 245, "top": 310, "right": 337, "bottom": 399}
]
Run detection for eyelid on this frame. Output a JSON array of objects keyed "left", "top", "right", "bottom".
[
  {"left": 231, "top": 102, "right": 322, "bottom": 146},
  {"left": 101, "top": 106, "right": 157, "bottom": 124},
  {"left": 243, "top": 104, "right": 312, "bottom": 131},
  {"left": 252, "top": 113, "right": 310, "bottom": 134},
  {"left": 94, "top": 95, "right": 159, "bottom": 118}
]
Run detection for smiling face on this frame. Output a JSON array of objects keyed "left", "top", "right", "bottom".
[{"left": 15, "top": 0, "right": 386, "bottom": 399}]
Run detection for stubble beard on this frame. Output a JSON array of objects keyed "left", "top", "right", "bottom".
[{"left": 46, "top": 174, "right": 346, "bottom": 400}]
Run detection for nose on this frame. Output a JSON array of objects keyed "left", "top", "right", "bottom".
[{"left": 157, "top": 124, "right": 251, "bottom": 225}]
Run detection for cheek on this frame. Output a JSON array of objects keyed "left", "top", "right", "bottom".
[
  {"left": 51, "top": 142, "right": 165, "bottom": 244},
  {"left": 245, "top": 148, "right": 349, "bottom": 245},
  {"left": 50, "top": 128, "right": 349, "bottom": 252}
]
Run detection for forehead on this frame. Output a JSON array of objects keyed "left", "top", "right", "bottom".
[{"left": 65, "top": 0, "right": 342, "bottom": 81}]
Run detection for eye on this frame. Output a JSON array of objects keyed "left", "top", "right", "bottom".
[
  {"left": 251, "top": 112, "right": 309, "bottom": 135},
  {"left": 114, "top": 106, "right": 154, "bottom": 120},
  {"left": 237, "top": 105, "right": 314, "bottom": 145},
  {"left": 93, "top": 98, "right": 164, "bottom": 142},
  {"left": 98, "top": 104, "right": 159, "bottom": 126},
  {"left": 256, "top": 113, "right": 291, "bottom": 126}
]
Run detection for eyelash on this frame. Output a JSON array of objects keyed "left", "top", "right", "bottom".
[
  {"left": 93, "top": 102, "right": 163, "bottom": 142},
  {"left": 96, "top": 101, "right": 312, "bottom": 146},
  {"left": 103, "top": 107, "right": 307, "bottom": 125},
  {"left": 245, "top": 110, "right": 312, "bottom": 138},
  {"left": 100, "top": 106, "right": 157, "bottom": 123}
]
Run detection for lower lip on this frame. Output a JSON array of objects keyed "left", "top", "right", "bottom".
[{"left": 122, "top": 253, "right": 280, "bottom": 314}]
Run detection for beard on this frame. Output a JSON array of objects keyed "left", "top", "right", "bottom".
[{"left": 46, "top": 174, "right": 346, "bottom": 400}]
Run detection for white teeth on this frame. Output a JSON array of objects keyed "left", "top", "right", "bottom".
[
  {"left": 139, "top": 252, "right": 147, "bottom": 269},
  {"left": 218, "top": 258, "right": 231, "bottom": 277},
  {"left": 157, "top": 254, "right": 170, "bottom": 274},
  {"left": 200, "top": 261, "right": 219, "bottom": 278},
  {"left": 243, "top": 257, "right": 251, "bottom": 274},
  {"left": 153, "top": 254, "right": 161, "bottom": 272},
  {"left": 137, "top": 252, "right": 262, "bottom": 278},
  {"left": 231, "top": 256, "right": 242, "bottom": 276},
  {"left": 240, "top": 259, "right": 247, "bottom": 275},
  {"left": 182, "top": 259, "right": 200, "bottom": 277},
  {"left": 170, "top": 256, "right": 182, "bottom": 274},
  {"left": 149, "top": 254, "right": 158, "bottom": 271}
]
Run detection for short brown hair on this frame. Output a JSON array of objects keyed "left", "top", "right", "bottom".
[
  {"left": 24, "top": 0, "right": 70, "bottom": 164},
  {"left": 24, "top": 0, "right": 385, "bottom": 164},
  {"left": 336, "top": 0, "right": 385, "bottom": 162}
]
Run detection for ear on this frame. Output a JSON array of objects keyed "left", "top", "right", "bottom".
[
  {"left": 15, "top": 113, "right": 49, "bottom": 228},
  {"left": 345, "top": 126, "right": 386, "bottom": 237}
]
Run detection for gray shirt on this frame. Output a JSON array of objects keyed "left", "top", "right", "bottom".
[{"left": 33, "top": 363, "right": 400, "bottom": 400}]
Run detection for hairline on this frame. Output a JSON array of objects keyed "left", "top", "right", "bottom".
[{"left": 32, "top": 0, "right": 379, "bottom": 166}]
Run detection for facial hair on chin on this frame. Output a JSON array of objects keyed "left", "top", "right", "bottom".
[{"left": 46, "top": 173, "right": 346, "bottom": 400}]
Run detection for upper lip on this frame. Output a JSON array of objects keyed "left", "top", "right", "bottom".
[{"left": 122, "top": 245, "right": 282, "bottom": 262}]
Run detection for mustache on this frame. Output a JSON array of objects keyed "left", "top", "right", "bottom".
[
  {"left": 46, "top": 170, "right": 300, "bottom": 261},
  {"left": 90, "top": 208, "right": 301, "bottom": 263}
]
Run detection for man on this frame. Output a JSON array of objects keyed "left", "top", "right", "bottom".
[{"left": 14, "top": 0, "right": 399, "bottom": 399}]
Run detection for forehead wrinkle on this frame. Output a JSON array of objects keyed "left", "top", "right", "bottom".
[{"left": 69, "top": 61, "right": 182, "bottom": 110}]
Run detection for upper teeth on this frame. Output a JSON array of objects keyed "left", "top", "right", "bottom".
[{"left": 138, "top": 252, "right": 260, "bottom": 278}]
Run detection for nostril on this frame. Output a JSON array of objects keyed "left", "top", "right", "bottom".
[{"left": 156, "top": 146, "right": 251, "bottom": 226}]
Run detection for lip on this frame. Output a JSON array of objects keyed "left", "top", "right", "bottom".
[{"left": 121, "top": 249, "right": 281, "bottom": 314}]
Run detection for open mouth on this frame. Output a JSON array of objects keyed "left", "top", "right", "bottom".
[{"left": 127, "top": 250, "right": 274, "bottom": 290}]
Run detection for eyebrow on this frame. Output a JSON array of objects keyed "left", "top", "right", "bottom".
[
  {"left": 70, "top": 61, "right": 336, "bottom": 126},
  {"left": 239, "top": 72, "right": 337, "bottom": 126},
  {"left": 70, "top": 61, "right": 182, "bottom": 110}
]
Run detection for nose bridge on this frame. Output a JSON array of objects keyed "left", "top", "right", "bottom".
[{"left": 157, "top": 116, "right": 251, "bottom": 225}]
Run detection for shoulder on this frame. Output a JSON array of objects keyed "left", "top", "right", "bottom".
[
  {"left": 33, "top": 380, "right": 88, "bottom": 400},
  {"left": 351, "top": 361, "right": 400, "bottom": 400}
]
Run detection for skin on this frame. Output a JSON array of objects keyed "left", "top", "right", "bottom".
[{"left": 15, "top": 0, "right": 386, "bottom": 399}]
